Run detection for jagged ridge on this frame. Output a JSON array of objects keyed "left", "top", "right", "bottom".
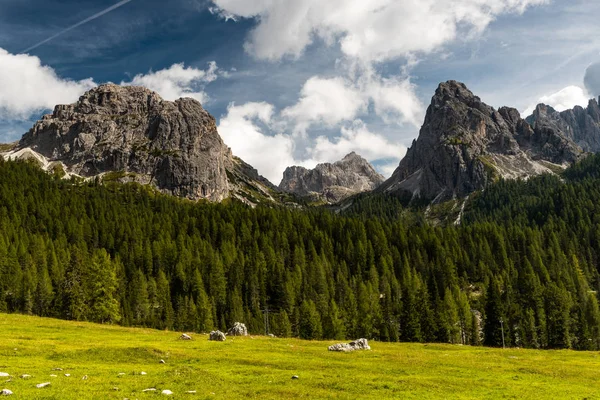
[
  {"left": 279, "top": 152, "right": 384, "bottom": 203},
  {"left": 379, "top": 80, "right": 585, "bottom": 203}
]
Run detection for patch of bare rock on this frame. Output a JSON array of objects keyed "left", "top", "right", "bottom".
[{"left": 328, "top": 338, "right": 371, "bottom": 352}]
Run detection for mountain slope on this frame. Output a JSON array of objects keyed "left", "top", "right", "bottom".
[
  {"left": 379, "top": 81, "right": 583, "bottom": 203},
  {"left": 279, "top": 152, "right": 384, "bottom": 203}
]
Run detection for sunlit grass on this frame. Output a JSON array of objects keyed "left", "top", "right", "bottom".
[{"left": 0, "top": 314, "right": 599, "bottom": 399}]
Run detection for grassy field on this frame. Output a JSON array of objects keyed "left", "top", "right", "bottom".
[{"left": 1, "top": 314, "right": 599, "bottom": 399}]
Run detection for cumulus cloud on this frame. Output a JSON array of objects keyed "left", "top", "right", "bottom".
[
  {"left": 218, "top": 102, "right": 404, "bottom": 183},
  {"left": 217, "top": 102, "right": 298, "bottom": 183},
  {"left": 0, "top": 48, "right": 96, "bottom": 119},
  {"left": 311, "top": 120, "right": 406, "bottom": 164},
  {"left": 0, "top": 47, "right": 222, "bottom": 122},
  {"left": 211, "top": 0, "right": 548, "bottom": 62},
  {"left": 122, "top": 62, "right": 220, "bottom": 103},
  {"left": 209, "top": 0, "right": 545, "bottom": 169},
  {"left": 522, "top": 85, "right": 590, "bottom": 116},
  {"left": 367, "top": 75, "right": 424, "bottom": 127},
  {"left": 282, "top": 77, "right": 367, "bottom": 132},
  {"left": 584, "top": 62, "right": 600, "bottom": 98},
  {"left": 281, "top": 72, "right": 425, "bottom": 133}
]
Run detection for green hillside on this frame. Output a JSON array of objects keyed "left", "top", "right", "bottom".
[
  {"left": 2, "top": 155, "right": 600, "bottom": 349},
  {"left": 1, "top": 314, "right": 599, "bottom": 399}
]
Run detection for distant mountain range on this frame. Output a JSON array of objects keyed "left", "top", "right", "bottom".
[{"left": 2, "top": 81, "right": 600, "bottom": 207}]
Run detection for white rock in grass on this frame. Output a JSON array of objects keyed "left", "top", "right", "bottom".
[
  {"left": 226, "top": 322, "right": 248, "bottom": 336},
  {"left": 208, "top": 331, "right": 226, "bottom": 341},
  {"left": 118, "top": 373, "right": 125, "bottom": 377},
  {"left": 291, "top": 375, "right": 299, "bottom": 380},
  {"left": 20, "top": 375, "right": 31, "bottom": 379},
  {"left": 0, "top": 389, "right": 13, "bottom": 396},
  {"left": 159, "top": 359, "right": 166, "bottom": 364},
  {"left": 36, "top": 382, "right": 51, "bottom": 388},
  {"left": 64, "top": 374, "right": 70, "bottom": 377},
  {"left": 50, "top": 375, "right": 57, "bottom": 378},
  {"left": 52, "top": 368, "right": 63, "bottom": 371},
  {"left": 0, "top": 374, "right": 8, "bottom": 378},
  {"left": 140, "top": 371, "right": 147, "bottom": 376},
  {"left": 142, "top": 388, "right": 157, "bottom": 392},
  {"left": 185, "top": 390, "right": 197, "bottom": 394},
  {"left": 81, "top": 375, "right": 88, "bottom": 380},
  {"left": 180, "top": 333, "right": 192, "bottom": 340},
  {"left": 161, "top": 390, "right": 173, "bottom": 395}
]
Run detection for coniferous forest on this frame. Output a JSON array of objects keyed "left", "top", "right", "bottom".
[{"left": 2, "top": 155, "right": 600, "bottom": 350}]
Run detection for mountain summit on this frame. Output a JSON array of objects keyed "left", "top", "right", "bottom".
[
  {"left": 279, "top": 152, "right": 384, "bottom": 203},
  {"left": 379, "top": 81, "right": 584, "bottom": 203},
  {"left": 8, "top": 84, "right": 283, "bottom": 205}
]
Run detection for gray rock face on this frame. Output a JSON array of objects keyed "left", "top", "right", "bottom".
[
  {"left": 227, "top": 322, "right": 248, "bottom": 336},
  {"left": 279, "top": 152, "right": 384, "bottom": 203},
  {"left": 380, "top": 81, "right": 584, "bottom": 203},
  {"left": 209, "top": 330, "right": 226, "bottom": 341},
  {"left": 526, "top": 99, "right": 600, "bottom": 153},
  {"left": 18, "top": 84, "right": 232, "bottom": 201},
  {"left": 328, "top": 338, "right": 371, "bottom": 352}
]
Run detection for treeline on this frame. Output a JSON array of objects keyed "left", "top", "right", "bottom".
[{"left": 1, "top": 156, "right": 600, "bottom": 349}]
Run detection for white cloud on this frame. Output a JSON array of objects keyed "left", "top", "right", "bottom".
[
  {"left": 0, "top": 48, "right": 96, "bottom": 119},
  {"left": 282, "top": 76, "right": 367, "bottom": 131},
  {"left": 218, "top": 102, "right": 298, "bottom": 183},
  {"left": 218, "top": 103, "right": 404, "bottom": 183},
  {"left": 211, "top": 0, "right": 548, "bottom": 62},
  {"left": 367, "top": 75, "right": 424, "bottom": 128},
  {"left": 522, "top": 85, "right": 590, "bottom": 116},
  {"left": 281, "top": 67, "right": 425, "bottom": 134},
  {"left": 0, "top": 48, "right": 222, "bottom": 123},
  {"left": 312, "top": 120, "right": 406, "bottom": 165},
  {"left": 122, "top": 62, "right": 220, "bottom": 104}
]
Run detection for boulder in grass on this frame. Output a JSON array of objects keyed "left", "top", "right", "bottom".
[
  {"left": 36, "top": 382, "right": 51, "bottom": 389},
  {"left": 0, "top": 374, "right": 8, "bottom": 378},
  {"left": 162, "top": 389, "right": 173, "bottom": 395},
  {"left": 180, "top": 333, "right": 192, "bottom": 340},
  {"left": 227, "top": 322, "right": 248, "bottom": 336},
  {"left": 349, "top": 338, "right": 370, "bottom": 350},
  {"left": 0, "top": 389, "right": 13, "bottom": 396},
  {"left": 328, "top": 338, "right": 371, "bottom": 352},
  {"left": 209, "top": 331, "right": 226, "bottom": 341}
]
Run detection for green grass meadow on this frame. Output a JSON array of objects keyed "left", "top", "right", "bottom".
[{"left": 1, "top": 314, "right": 599, "bottom": 399}]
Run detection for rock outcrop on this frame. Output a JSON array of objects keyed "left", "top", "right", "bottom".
[
  {"left": 226, "top": 322, "right": 248, "bottom": 336},
  {"left": 379, "top": 81, "right": 584, "bottom": 203},
  {"left": 279, "top": 152, "right": 384, "bottom": 203},
  {"left": 209, "top": 331, "right": 226, "bottom": 341},
  {"left": 18, "top": 84, "right": 231, "bottom": 201},
  {"left": 328, "top": 338, "right": 371, "bottom": 352},
  {"left": 7, "top": 84, "right": 288, "bottom": 206},
  {"left": 526, "top": 99, "right": 600, "bottom": 153}
]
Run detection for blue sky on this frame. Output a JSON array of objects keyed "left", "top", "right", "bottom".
[{"left": 1, "top": 0, "right": 599, "bottom": 183}]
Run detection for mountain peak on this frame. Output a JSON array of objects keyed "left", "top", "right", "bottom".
[
  {"left": 280, "top": 153, "right": 384, "bottom": 203},
  {"left": 11, "top": 84, "right": 285, "bottom": 205},
  {"left": 379, "top": 81, "right": 583, "bottom": 203}
]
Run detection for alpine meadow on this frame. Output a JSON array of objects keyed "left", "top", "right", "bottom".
[{"left": 3, "top": 0, "right": 600, "bottom": 398}]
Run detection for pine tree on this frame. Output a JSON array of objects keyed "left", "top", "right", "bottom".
[
  {"left": 299, "top": 300, "right": 322, "bottom": 340},
  {"left": 88, "top": 250, "right": 121, "bottom": 324}
]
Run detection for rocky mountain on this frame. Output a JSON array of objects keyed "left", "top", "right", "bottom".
[
  {"left": 3, "top": 84, "right": 284, "bottom": 206},
  {"left": 526, "top": 99, "right": 600, "bottom": 153},
  {"left": 379, "top": 81, "right": 585, "bottom": 203},
  {"left": 279, "top": 152, "right": 384, "bottom": 203}
]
